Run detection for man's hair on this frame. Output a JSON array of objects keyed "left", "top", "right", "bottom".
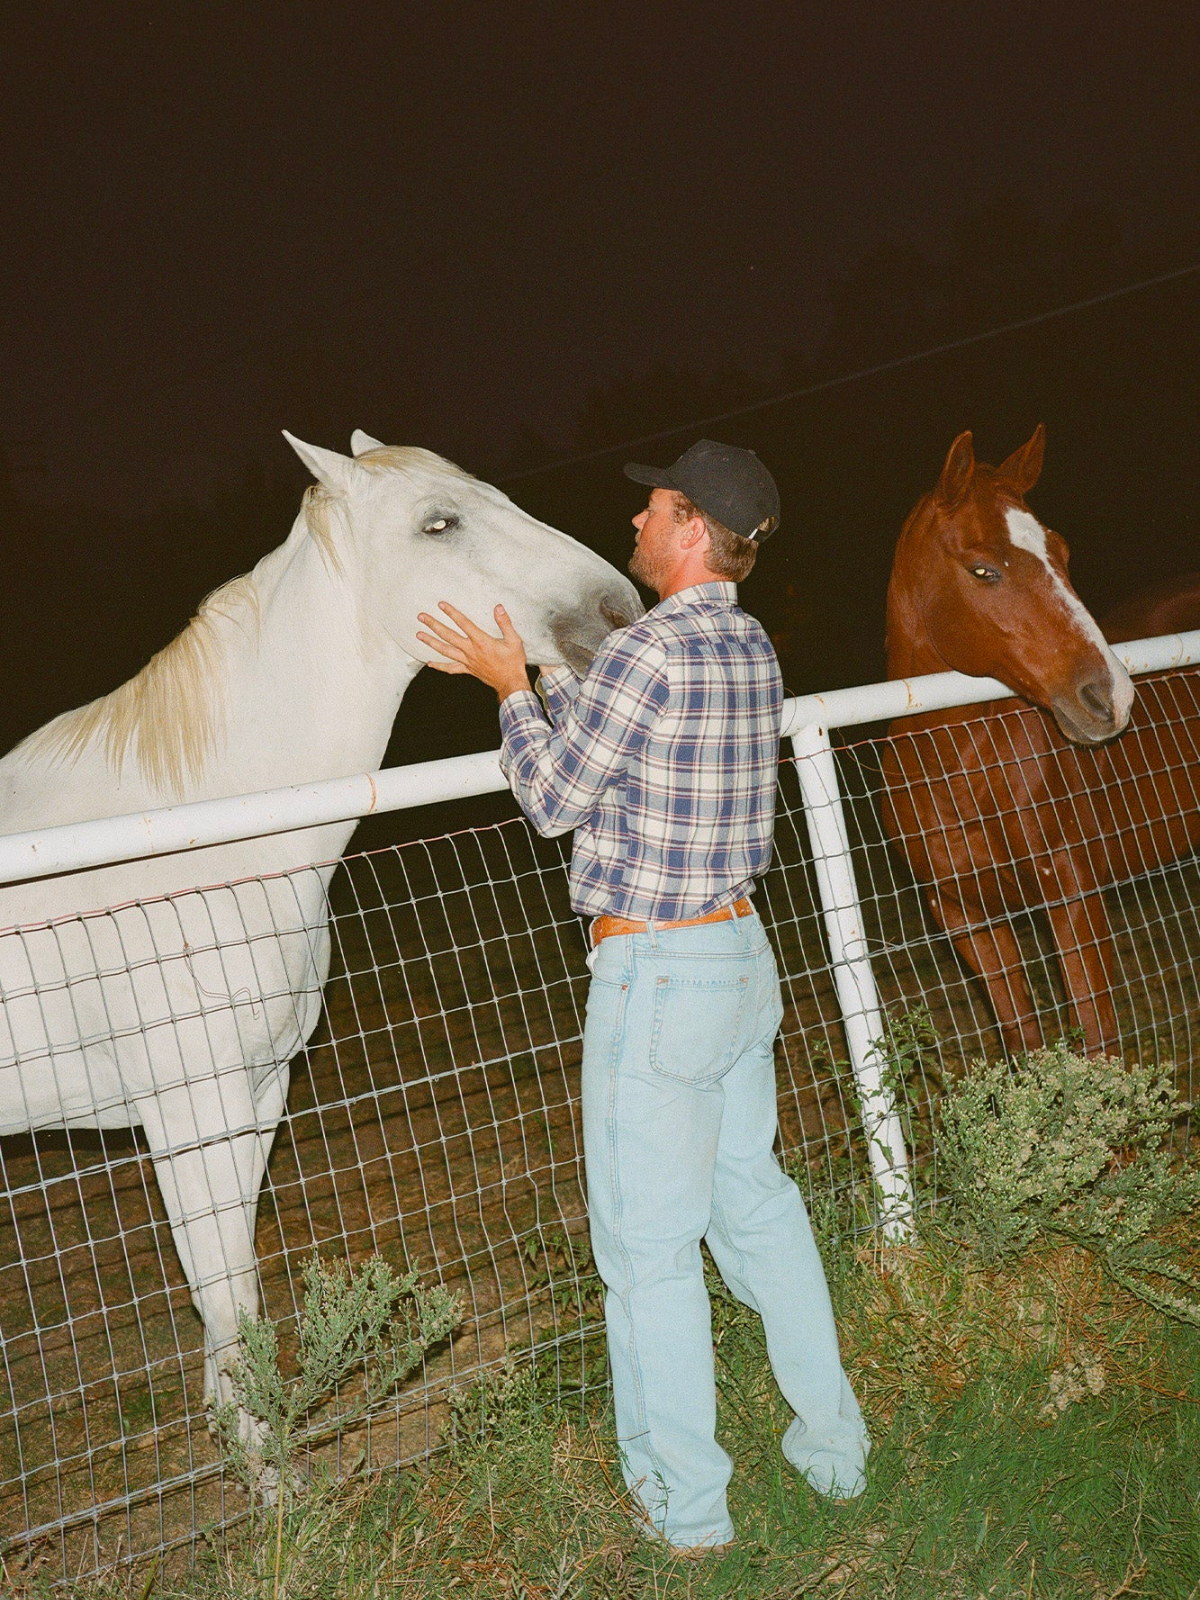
[{"left": 672, "top": 494, "right": 759, "bottom": 582}]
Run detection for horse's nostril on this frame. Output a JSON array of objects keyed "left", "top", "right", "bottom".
[
  {"left": 1079, "top": 681, "right": 1115, "bottom": 722},
  {"left": 601, "top": 601, "right": 632, "bottom": 632}
]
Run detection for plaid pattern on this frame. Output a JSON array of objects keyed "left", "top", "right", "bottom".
[{"left": 499, "top": 581, "right": 784, "bottom": 920}]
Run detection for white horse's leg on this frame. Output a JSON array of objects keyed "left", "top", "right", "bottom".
[
  {"left": 242, "top": 1059, "right": 290, "bottom": 1266},
  {"left": 135, "top": 1062, "right": 287, "bottom": 1442}
]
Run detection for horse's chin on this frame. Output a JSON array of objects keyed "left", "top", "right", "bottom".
[
  {"left": 1048, "top": 698, "right": 1130, "bottom": 747},
  {"left": 557, "top": 641, "right": 596, "bottom": 677},
  {"left": 552, "top": 600, "right": 640, "bottom": 678}
]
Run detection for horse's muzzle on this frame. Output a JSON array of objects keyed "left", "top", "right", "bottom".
[{"left": 1049, "top": 674, "right": 1134, "bottom": 746}]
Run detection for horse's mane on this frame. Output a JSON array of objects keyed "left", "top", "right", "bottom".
[
  {"left": 354, "top": 444, "right": 478, "bottom": 483},
  {"left": 21, "top": 572, "right": 263, "bottom": 797},
  {"left": 21, "top": 447, "right": 475, "bottom": 797}
]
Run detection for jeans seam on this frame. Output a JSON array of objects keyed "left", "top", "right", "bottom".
[
  {"left": 603, "top": 944, "right": 671, "bottom": 1495},
  {"left": 708, "top": 1188, "right": 754, "bottom": 1303},
  {"left": 710, "top": 943, "right": 777, "bottom": 1298}
]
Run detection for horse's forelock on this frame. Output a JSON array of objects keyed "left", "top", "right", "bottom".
[
  {"left": 921, "top": 468, "right": 1021, "bottom": 550},
  {"left": 302, "top": 485, "right": 344, "bottom": 573}
]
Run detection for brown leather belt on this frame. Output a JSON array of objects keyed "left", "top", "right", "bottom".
[{"left": 590, "top": 897, "right": 754, "bottom": 949}]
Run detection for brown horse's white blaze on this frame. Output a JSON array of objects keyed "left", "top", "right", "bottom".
[
  {"left": 1000, "top": 505, "right": 1133, "bottom": 745},
  {"left": 881, "top": 426, "right": 1200, "bottom": 1058}
]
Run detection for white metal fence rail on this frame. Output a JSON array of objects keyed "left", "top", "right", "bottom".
[{"left": 0, "top": 629, "right": 1197, "bottom": 1586}]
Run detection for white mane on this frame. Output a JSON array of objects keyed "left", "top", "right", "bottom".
[
  {"left": 354, "top": 444, "right": 477, "bottom": 483},
  {"left": 20, "top": 572, "right": 263, "bottom": 797},
  {"left": 17, "top": 450, "right": 476, "bottom": 798},
  {"left": 21, "top": 485, "right": 353, "bottom": 796}
]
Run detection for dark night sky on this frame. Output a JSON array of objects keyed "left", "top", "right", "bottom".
[
  {"left": 2, "top": 3, "right": 1195, "bottom": 504},
  {"left": 0, "top": 2, "right": 1197, "bottom": 794}
]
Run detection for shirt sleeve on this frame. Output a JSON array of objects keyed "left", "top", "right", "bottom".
[
  {"left": 534, "top": 664, "right": 582, "bottom": 726},
  {"left": 500, "top": 630, "right": 669, "bottom": 839}
]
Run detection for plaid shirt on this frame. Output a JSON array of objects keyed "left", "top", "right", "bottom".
[{"left": 499, "top": 582, "right": 784, "bottom": 920}]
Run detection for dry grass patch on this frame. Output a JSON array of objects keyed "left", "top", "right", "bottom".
[{"left": 842, "top": 1233, "right": 1197, "bottom": 1434}]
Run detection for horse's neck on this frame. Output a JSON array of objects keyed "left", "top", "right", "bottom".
[
  {"left": 886, "top": 593, "right": 932, "bottom": 679},
  {"left": 219, "top": 515, "right": 421, "bottom": 790},
  {"left": 885, "top": 510, "right": 947, "bottom": 681}
]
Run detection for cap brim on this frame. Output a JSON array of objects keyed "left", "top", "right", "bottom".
[{"left": 623, "top": 462, "right": 678, "bottom": 489}]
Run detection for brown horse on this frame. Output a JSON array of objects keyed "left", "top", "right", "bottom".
[{"left": 881, "top": 426, "right": 1200, "bottom": 1055}]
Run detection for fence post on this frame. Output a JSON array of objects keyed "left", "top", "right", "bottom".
[{"left": 790, "top": 721, "right": 913, "bottom": 1238}]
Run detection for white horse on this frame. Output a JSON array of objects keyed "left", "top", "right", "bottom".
[{"left": 0, "top": 430, "right": 640, "bottom": 1444}]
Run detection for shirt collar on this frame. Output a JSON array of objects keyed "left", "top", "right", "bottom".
[{"left": 646, "top": 581, "right": 738, "bottom": 619}]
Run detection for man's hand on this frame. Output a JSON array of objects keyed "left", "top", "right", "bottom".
[{"left": 416, "top": 602, "right": 531, "bottom": 702}]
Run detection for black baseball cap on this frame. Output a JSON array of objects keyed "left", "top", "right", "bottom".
[{"left": 623, "top": 439, "right": 780, "bottom": 541}]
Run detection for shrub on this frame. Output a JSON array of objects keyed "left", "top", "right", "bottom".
[
  {"left": 214, "top": 1253, "right": 461, "bottom": 1495},
  {"left": 936, "top": 1042, "right": 1200, "bottom": 1321},
  {"left": 444, "top": 1357, "right": 543, "bottom": 1456}
]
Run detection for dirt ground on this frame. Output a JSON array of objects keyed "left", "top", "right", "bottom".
[{"left": 1, "top": 745, "right": 1197, "bottom": 1586}]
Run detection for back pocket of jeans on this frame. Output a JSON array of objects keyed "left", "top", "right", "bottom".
[{"left": 648, "top": 970, "right": 751, "bottom": 1084}]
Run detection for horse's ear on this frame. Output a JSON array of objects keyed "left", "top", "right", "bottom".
[
  {"left": 351, "top": 429, "right": 386, "bottom": 456},
  {"left": 282, "top": 431, "right": 368, "bottom": 496},
  {"left": 936, "top": 431, "right": 976, "bottom": 508},
  {"left": 996, "top": 424, "right": 1046, "bottom": 497}
]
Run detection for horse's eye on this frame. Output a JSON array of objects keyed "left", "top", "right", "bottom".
[
  {"left": 969, "top": 565, "right": 1001, "bottom": 582},
  {"left": 422, "top": 514, "right": 458, "bottom": 536}
]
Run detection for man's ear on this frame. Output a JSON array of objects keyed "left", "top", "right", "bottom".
[{"left": 678, "top": 511, "right": 709, "bottom": 551}]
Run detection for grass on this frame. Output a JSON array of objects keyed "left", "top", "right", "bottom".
[
  {"left": 29, "top": 1222, "right": 1198, "bottom": 1600},
  {"left": 10, "top": 1039, "right": 1200, "bottom": 1599}
]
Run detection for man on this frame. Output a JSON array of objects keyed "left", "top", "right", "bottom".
[{"left": 416, "top": 439, "right": 868, "bottom": 1554}]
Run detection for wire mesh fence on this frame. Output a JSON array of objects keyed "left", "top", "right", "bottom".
[
  {"left": 841, "top": 668, "right": 1200, "bottom": 1161},
  {"left": 1, "top": 664, "right": 1198, "bottom": 1587}
]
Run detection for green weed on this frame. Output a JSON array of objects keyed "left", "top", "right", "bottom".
[
  {"left": 212, "top": 1253, "right": 462, "bottom": 1498},
  {"left": 936, "top": 1041, "right": 1200, "bottom": 1321}
]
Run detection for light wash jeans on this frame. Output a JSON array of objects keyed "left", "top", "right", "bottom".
[{"left": 581, "top": 910, "right": 869, "bottom": 1548}]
